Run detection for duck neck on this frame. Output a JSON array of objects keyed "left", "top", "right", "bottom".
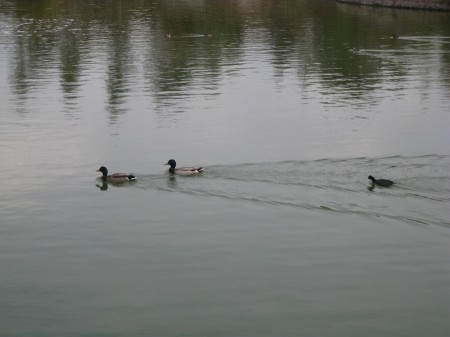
[{"left": 169, "top": 167, "right": 175, "bottom": 174}]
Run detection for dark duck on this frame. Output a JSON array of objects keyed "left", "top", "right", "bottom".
[{"left": 368, "top": 175, "right": 394, "bottom": 187}]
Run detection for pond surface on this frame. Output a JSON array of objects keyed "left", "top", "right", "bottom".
[{"left": 1, "top": 1, "right": 450, "bottom": 336}]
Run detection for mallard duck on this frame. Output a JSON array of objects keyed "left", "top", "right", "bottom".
[
  {"left": 368, "top": 175, "right": 394, "bottom": 187},
  {"left": 97, "top": 166, "right": 136, "bottom": 183},
  {"left": 165, "top": 159, "right": 204, "bottom": 176}
]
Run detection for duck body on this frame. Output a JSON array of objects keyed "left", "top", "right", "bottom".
[
  {"left": 97, "top": 166, "right": 136, "bottom": 183},
  {"left": 368, "top": 175, "right": 394, "bottom": 187},
  {"left": 165, "top": 159, "right": 204, "bottom": 176}
]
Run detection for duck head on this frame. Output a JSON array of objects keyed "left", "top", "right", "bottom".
[
  {"left": 165, "top": 159, "right": 176, "bottom": 169},
  {"left": 368, "top": 175, "right": 375, "bottom": 183},
  {"left": 97, "top": 166, "right": 108, "bottom": 176}
]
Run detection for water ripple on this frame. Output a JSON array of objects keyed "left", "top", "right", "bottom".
[{"left": 131, "top": 154, "right": 450, "bottom": 228}]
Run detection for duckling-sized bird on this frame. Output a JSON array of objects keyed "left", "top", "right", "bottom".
[
  {"left": 368, "top": 175, "right": 394, "bottom": 187},
  {"left": 97, "top": 166, "right": 136, "bottom": 183},
  {"left": 165, "top": 159, "right": 204, "bottom": 176}
]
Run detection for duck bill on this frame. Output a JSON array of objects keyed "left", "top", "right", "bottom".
[{"left": 164, "top": 162, "right": 169, "bottom": 165}]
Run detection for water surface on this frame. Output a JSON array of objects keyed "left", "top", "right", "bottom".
[{"left": 1, "top": 1, "right": 450, "bottom": 336}]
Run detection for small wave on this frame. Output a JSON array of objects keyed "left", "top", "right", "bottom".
[{"left": 127, "top": 155, "right": 450, "bottom": 228}]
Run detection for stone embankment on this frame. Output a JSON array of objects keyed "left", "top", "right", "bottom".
[{"left": 336, "top": 0, "right": 450, "bottom": 11}]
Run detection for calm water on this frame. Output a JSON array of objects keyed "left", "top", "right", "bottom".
[{"left": 1, "top": 0, "right": 450, "bottom": 336}]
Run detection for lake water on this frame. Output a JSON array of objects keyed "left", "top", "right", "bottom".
[{"left": 1, "top": 0, "right": 450, "bottom": 336}]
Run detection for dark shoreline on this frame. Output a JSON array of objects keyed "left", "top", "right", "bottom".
[{"left": 336, "top": 0, "right": 450, "bottom": 11}]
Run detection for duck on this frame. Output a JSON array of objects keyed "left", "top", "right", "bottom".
[
  {"left": 165, "top": 33, "right": 172, "bottom": 39},
  {"left": 96, "top": 166, "right": 136, "bottom": 183},
  {"left": 368, "top": 175, "right": 394, "bottom": 187},
  {"left": 165, "top": 159, "right": 204, "bottom": 176}
]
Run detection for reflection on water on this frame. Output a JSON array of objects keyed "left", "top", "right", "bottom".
[
  {"left": 2, "top": 0, "right": 450, "bottom": 119},
  {"left": 95, "top": 181, "right": 108, "bottom": 191}
]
